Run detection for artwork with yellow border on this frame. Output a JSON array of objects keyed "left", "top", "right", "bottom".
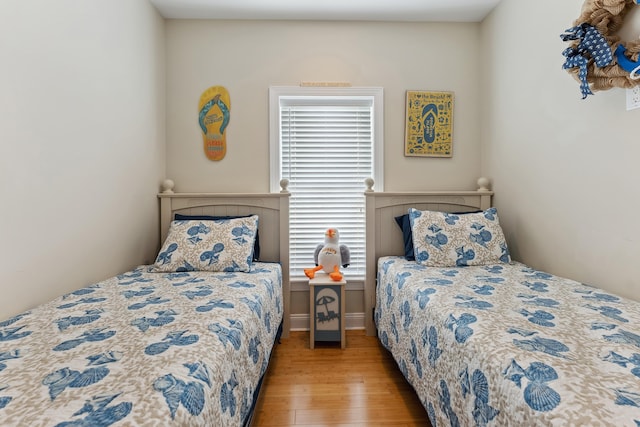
[
  {"left": 198, "top": 86, "right": 230, "bottom": 161},
  {"left": 404, "top": 90, "right": 453, "bottom": 157}
]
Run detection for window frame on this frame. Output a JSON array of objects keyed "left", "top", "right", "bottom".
[
  {"left": 269, "top": 86, "right": 384, "bottom": 193},
  {"left": 269, "top": 86, "right": 384, "bottom": 286}
]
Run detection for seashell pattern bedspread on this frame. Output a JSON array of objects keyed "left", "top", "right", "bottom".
[
  {"left": 375, "top": 256, "right": 640, "bottom": 426},
  {"left": 0, "top": 262, "right": 283, "bottom": 426}
]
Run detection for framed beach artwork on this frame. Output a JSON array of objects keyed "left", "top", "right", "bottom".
[{"left": 404, "top": 90, "right": 454, "bottom": 157}]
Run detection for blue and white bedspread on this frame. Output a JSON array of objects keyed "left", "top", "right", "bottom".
[
  {"left": 375, "top": 256, "right": 640, "bottom": 426},
  {"left": 0, "top": 262, "right": 283, "bottom": 426}
]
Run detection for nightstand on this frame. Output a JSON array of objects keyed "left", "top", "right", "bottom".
[{"left": 308, "top": 272, "right": 346, "bottom": 349}]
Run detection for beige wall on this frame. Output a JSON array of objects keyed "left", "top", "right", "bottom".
[
  {"left": 0, "top": 0, "right": 166, "bottom": 318},
  {"left": 5, "top": 1, "right": 637, "bottom": 324},
  {"left": 481, "top": 0, "right": 640, "bottom": 301},
  {"left": 165, "top": 20, "right": 485, "bottom": 319},
  {"left": 165, "top": 20, "right": 483, "bottom": 193}
]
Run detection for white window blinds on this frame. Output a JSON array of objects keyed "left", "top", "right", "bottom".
[{"left": 270, "top": 87, "right": 383, "bottom": 281}]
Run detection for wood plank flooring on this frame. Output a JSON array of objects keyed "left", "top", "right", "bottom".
[{"left": 251, "top": 330, "right": 431, "bottom": 426}]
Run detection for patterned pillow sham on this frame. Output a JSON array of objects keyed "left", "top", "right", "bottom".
[
  {"left": 174, "top": 213, "right": 260, "bottom": 261},
  {"left": 395, "top": 210, "right": 482, "bottom": 261},
  {"left": 408, "top": 207, "right": 510, "bottom": 267},
  {"left": 149, "top": 215, "right": 259, "bottom": 272}
]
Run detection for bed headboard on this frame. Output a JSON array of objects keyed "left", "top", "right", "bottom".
[
  {"left": 157, "top": 179, "right": 292, "bottom": 337},
  {"left": 364, "top": 177, "right": 494, "bottom": 335}
]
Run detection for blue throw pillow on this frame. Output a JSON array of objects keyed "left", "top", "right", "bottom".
[
  {"left": 394, "top": 214, "right": 415, "bottom": 260},
  {"left": 174, "top": 213, "right": 260, "bottom": 261}
]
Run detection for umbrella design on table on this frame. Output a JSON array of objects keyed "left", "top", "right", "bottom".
[{"left": 316, "top": 294, "right": 338, "bottom": 323}]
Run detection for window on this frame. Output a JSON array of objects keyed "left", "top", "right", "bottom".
[{"left": 269, "top": 86, "right": 383, "bottom": 282}]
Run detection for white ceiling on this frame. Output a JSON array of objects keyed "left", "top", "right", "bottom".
[{"left": 149, "top": 0, "right": 502, "bottom": 23}]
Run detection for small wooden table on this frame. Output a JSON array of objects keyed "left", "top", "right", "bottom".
[{"left": 308, "top": 272, "right": 346, "bottom": 349}]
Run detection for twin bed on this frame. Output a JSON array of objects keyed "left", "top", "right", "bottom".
[
  {"left": 364, "top": 182, "right": 640, "bottom": 426},
  {"left": 3, "top": 179, "right": 640, "bottom": 426},
  {"left": 0, "top": 183, "right": 290, "bottom": 426}
]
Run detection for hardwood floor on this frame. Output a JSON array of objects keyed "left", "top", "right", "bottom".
[{"left": 251, "top": 330, "right": 431, "bottom": 426}]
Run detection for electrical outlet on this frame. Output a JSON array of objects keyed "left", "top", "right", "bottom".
[{"left": 626, "top": 86, "right": 640, "bottom": 110}]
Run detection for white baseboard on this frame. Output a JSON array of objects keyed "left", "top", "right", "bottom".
[{"left": 289, "top": 312, "right": 365, "bottom": 331}]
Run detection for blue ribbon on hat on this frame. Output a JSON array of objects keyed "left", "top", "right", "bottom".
[{"left": 560, "top": 23, "right": 613, "bottom": 99}]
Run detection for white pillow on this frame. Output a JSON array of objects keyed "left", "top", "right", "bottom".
[
  {"left": 149, "top": 215, "right": 258, "bottom": 272},
  {"left": 409, "top": 208, "right": 510, "bottom": 267}
]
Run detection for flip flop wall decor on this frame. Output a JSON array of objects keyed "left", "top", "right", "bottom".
[{"left": 198, "top": 86, "right": 230, "bottom": 161}]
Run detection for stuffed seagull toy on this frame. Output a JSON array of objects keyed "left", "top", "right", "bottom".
[{"left": 304, "top": 228, "right": 350, "bottom": 281}]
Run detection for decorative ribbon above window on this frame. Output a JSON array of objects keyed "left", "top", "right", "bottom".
[{"left": 560, "top": 0, "right": 640, "bottom": 99}]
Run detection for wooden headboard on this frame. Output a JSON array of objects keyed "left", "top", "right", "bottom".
[
  {"left": 363, "top": 178, "right": 494, "bottom": 335},
  {"left": 157, "top": 179, "right": 292, "bottom": 337}
]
